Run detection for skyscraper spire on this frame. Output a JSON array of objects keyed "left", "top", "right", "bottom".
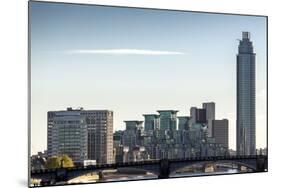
[{"left": 242, "top": 31, "right": 250, "bottom": 39}]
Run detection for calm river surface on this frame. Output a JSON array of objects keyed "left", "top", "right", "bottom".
[{"left": 100, "top": 169, "right": 240, "bottom": 182}]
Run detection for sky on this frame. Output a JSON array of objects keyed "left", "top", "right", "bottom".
[{"left": 30, "top": 1, "right": 267, "bottom": 154}]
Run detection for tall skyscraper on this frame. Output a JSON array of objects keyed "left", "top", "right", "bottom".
[
  {"left": 212, "top": 119, "right": 229, "bottom": 149},
  {"left": 236, "top": 31, "right": 256, "bottom": 155},
  {"left": 203, "top": 102, "right": 215, "bottom": 137},
  {"left": 47, "top": 107, "right": 114, "bottom": 164}
]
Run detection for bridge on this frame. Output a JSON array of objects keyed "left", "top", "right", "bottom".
[{"left": 31, "top": 155, "right": 267, "bottom": 184}]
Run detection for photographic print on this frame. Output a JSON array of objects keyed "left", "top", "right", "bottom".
[{"left": 29, "top": 1, "right": 268, "bottom": 187}]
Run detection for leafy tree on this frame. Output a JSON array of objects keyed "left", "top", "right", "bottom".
[
  {"left": 45, "top": 155, "right": 74, "bottom": 169},
  {"left": 45, "top": 156, "right": 61, "bottom": 169},
  {"left": 60, "top": 155, "right": 74, "bottom": 168}
]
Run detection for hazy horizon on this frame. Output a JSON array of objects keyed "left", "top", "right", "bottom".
[{"left": 30, "top": 2, "right": 267, "bottom": 155}]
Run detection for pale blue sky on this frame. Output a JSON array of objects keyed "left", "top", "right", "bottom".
[{"left": 30, "top": 1, "right": 267, "bottom": 154}]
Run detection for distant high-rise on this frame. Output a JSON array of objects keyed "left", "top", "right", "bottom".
[
  {"left": 47, "top": 108, "right": 114, "bottom": 164},
  {"left": 236, "top": 31, "right": 256, "bottom": 155},
  {"left": 123, "top": 120, "right": 143, "bottom": 148},
  {"left": 190, "top": 107, "right": 207, "bottom": 125},
  {"left": 157, "top": 110, "right": 178, "bottom": 130},
  {"left": 143, "top": 114, "right": 160, "bottom": 131},
  {"left": 196, "top": 109, "right": 207, "bottom": 124},
  {"left": 177, "top": 116, "right": 190, "bottom": 130},
  {"left": 83, "top": 109, "right": 114, "bottom": 164},
  {"left": 189, "top": 107, "right": 197, "bottom": 126},
  {"left": 47, "top": 109, "right": 88, "bottom": 163},
  {"left": 124, "top": 120, "right": 143, "bottom": 132},
  {"left": 203, "top": 102, "right": 215, "bottom": 137},
  {"left": 212, "top": 119, "right": 229, "bottom": 149}
]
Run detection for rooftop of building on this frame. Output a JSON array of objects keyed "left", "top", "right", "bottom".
[
  {"left": 157, "top": 110, "right": 179, "bottom": 113},
  {"left": 48, "top": 107, "right": 113, "bottom": 113},
  {"left": 143, "top": 114, "right": 160, "bottom": 117},
  {"left": 124, "top": 120, "right": 144, "bottom": 123},
  {"left": 177, "top": 116, "right": 190, "bottom": 119}
]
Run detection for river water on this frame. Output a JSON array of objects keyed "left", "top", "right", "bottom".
[
  {"left": 170, "top": 169, "right": 239, "bottom": 177},
  {"left": 101, "top": 169, "right": 240, "bottom": 182},
  {"left": 46, "top": 168, "right": 243, "bottom": 186}
]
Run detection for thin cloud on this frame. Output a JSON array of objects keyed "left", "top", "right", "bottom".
[{"left": 66, "top": 49, "right": 186, "bottom": 55}]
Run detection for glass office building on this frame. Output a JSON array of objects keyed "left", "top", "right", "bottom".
[
  {"left": 47, "top": 110, "right": 88, "bottom": 163},
  {"left": 157, "top": 110, "right": 178, "bottom": 130},
  {"left": 177, "top": 116, "right": 190, "bottom": 130},
  {"left": 47, "top": 108, "right": 114, "bottom": 164},
  {"left": 143, "top": 114, "right": 160, "bottom": 131},
  {"left": 236, "top": 31, "right": 256, "bottom": 155}
]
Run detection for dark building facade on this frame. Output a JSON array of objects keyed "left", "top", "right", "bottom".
[
  {"left": 203, "top": 102, "right": 215, "bottom": 137},
  {"left": 83, "top": 110, "right": 114, "bottom": 164},
  {"left": 122, "top": 121, "right": 144, "bottom": 149},
  {"left": 195, "top": 109, "right": 207, "bottom": 124},
  {"left": 177, "top": 116, "right": 190, "bottom": 130},
  {"left": 212, "top": 119, "right": 229, "bottom": 149},
  {"left": 236, "top": 31, "right": 256, "bottom": 155}
]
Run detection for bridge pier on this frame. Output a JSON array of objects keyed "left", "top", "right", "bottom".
[
  {"left": 256, "top": 156, "right": 267, "bottom": 172},
  {"left": 203, "top": 163, "right": 216, "bottom": 172},
  {"left": 55, "top": 168, "right": 68, "bottom": 182},
  {"left": 158, "top": 159, "right": 170, "bottom": 179},
  {"left": 98, "top": 171, "right": 104, "bottom": 180}
]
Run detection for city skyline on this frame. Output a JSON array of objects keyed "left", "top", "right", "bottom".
[
  {"left": 44, "top": 102, "right": 230, "bottom": 166},
  {"left": 30, "top": 2, "right": 267, "bottom": 154}
]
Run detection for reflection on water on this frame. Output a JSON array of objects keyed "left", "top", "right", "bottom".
[
  {"left": 170, "top": 169, "right": 239, "bottom": 177},
  {"left": 100, "top": 168, "right": 241, "bottom": 182},
  {"left": 101, "top": 175, "right": 158, "bottom": 182}
]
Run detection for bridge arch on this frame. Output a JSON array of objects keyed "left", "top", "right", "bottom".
[
  {"left": 64, "top": 166, "right": 160, "bottom": 182},
  {"left": 169, "top": 160, "right": 256, "bottom": 175},
  {"left": 116, "top": 167, "right": 159, "bottom": 176}
]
